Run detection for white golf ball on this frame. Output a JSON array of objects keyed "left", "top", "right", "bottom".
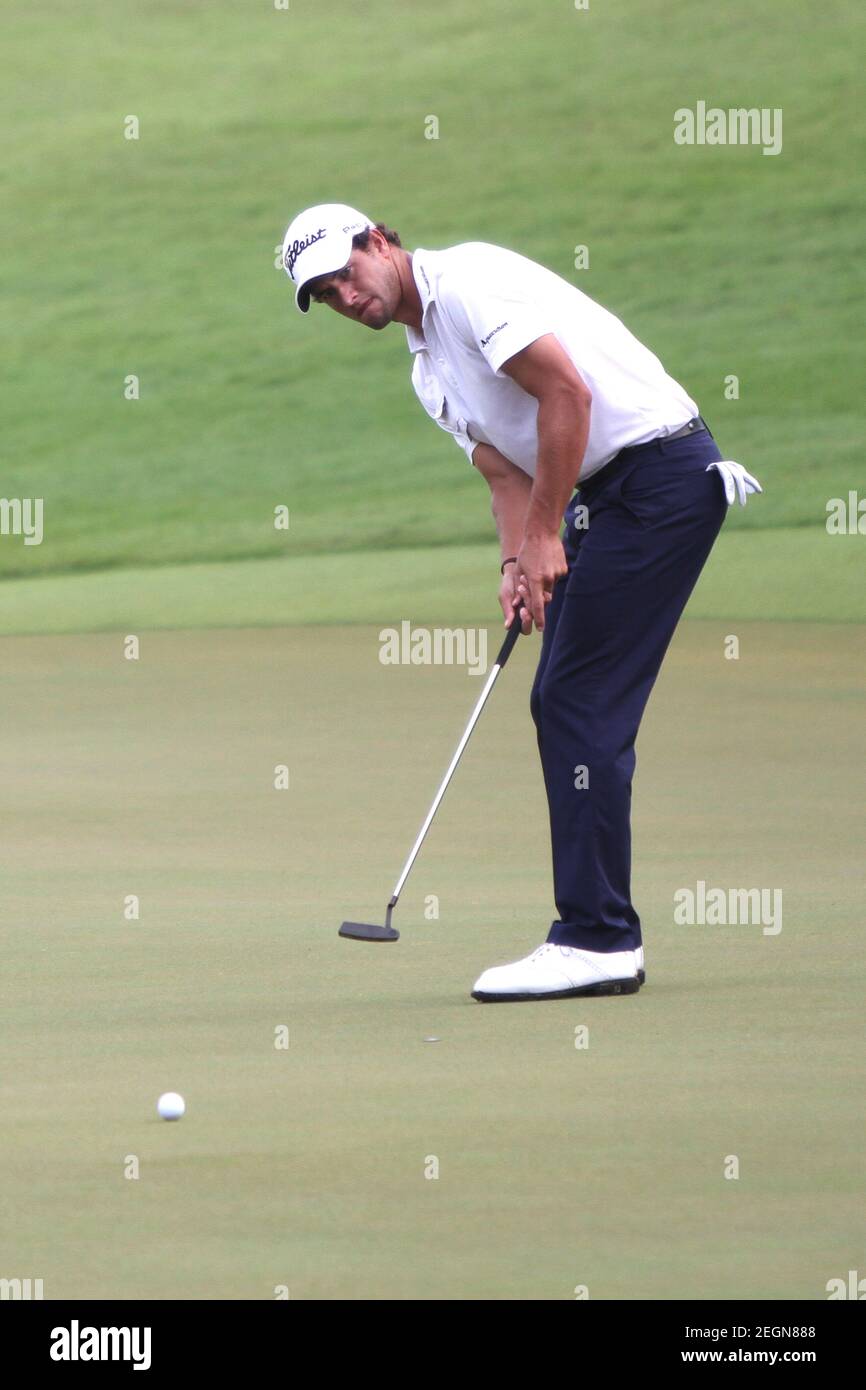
[{"left": 157, "top": 1091, "right": 185, "bottom": 1121}]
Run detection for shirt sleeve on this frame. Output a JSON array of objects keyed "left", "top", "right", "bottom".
[
  {"left": 456, "top": 428, "right": 479, "bottom": 465},
  {"left": 436, "top": 267, "right": 553, "bottom": 376},
  {"left": 431, "top": 413, "right": 478, "bottom": 465}
]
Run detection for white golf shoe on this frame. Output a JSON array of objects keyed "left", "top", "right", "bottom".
[{"left": 471, "top": 943, "right": 642, "bottom": 1002}]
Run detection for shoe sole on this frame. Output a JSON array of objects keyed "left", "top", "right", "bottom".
[
  {"left": 472, "top": 976, "right": 641, "bottom": 1003},
  {"left": 638, "top": 968, "right": 645, "bottom": 985}
]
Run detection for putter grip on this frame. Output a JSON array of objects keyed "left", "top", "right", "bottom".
[{"left": 494, "top": 600, "right": 526, "bottom": 668}]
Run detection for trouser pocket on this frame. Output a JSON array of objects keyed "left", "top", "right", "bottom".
[{"left": 614, "top": 440, "right": 725, "bottom": 531}]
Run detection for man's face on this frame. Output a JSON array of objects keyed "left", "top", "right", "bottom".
[{"left": 306, "top": 235, "right": 399, "bottom": 330}]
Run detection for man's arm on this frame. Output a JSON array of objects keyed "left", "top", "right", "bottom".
[
  {"left": 473, "top": 442, "right": 534, "bottom": 631},
  {"left": 472, "top": 442, "right": 533, "bottom": 565},
  {"left": 500, "top": 334, "right": 592, "bottom": 630}
]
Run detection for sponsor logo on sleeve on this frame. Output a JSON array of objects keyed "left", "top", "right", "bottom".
[{"left": 480, "top": 322, "right": 508, "bottom": 348}]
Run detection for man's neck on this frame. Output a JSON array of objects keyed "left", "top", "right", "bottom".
[{"left": 391, "top": 249, "right": 424, "bottom": 332}]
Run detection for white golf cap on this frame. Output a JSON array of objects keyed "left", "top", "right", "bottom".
[{"left": 281, "top": 203, "right": 375, "bottom": 313}]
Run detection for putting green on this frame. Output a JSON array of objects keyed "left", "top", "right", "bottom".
[
  {"left": 1, "top": 618, "right": 862, "bottom": 1299},
  {"left": 0, "top": 527, "right": 863, "bottom": 638}
]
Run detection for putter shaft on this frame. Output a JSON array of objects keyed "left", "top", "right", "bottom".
[{"left": 390, "top": 604, "right": 526, "bottom": 905}]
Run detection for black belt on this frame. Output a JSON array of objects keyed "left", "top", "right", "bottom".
[
  {"left": 619, "top": 416, "right": 709, "bottom": 453},
  {"left": 662, "top": 415, "right": 708, "bottom": 442},
  {"left": 576, "top": 417, "right": 710, "bottom": 497},
  {"left": 622, "top": 414, "right": 711, "bottom": 453},
  {"left": 614, "top": 416, "right": 709, "bottom": 461}
]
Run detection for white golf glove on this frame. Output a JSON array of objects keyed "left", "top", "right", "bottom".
[{"left": 706, "top": 460, "right": 763, "bottom": 507}]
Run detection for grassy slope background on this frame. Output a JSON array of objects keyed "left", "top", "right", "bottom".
[{"left": 0, "top": 0, "right": 863, "bottom": 622}]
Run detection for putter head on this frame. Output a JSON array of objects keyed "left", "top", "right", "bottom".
[{"left": 339, "top": 920, "right": 399, "bottom": 942}]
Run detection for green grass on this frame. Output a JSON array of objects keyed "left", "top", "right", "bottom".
[
  {"left": 0, "top": 527, "right": 863, "bottom": 637},
  {"left": 1, "top": 0, "right": 864, "bottom": 601},
  {"left": 1, "top": 620, "right": 863, "bottom": 1298}
]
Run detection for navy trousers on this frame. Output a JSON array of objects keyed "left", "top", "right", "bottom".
[{"left": 530, "top": 426, "right": 729, "bottom": 953}]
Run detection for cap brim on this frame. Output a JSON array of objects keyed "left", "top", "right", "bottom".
[{"left": 291, "top": 233, "right": 354, "bottom": 315}]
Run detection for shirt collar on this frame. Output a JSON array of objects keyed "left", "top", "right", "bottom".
[{"left": 405, "top": 248, "right": 438, "bottom": 354}]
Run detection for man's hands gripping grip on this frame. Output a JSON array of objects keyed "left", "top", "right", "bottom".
[{"left": 510, "top": 532, "right": 569, "bottom": 633}]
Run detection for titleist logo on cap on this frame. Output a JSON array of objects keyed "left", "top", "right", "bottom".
[{"left": 284, "top": 227, "right": 327, "bottom": 277}]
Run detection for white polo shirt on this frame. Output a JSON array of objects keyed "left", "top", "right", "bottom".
[{"left": 406, "top": 242, "right": 698, "bottom": 482}]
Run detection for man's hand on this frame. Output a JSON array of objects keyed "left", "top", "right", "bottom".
[
  {"left": 498, "top": 337, "right": 589, "bottom": 632},
  {"left": 515, "top": 530, "right": 568, "bottom": 631},
  {"left": 499, "top": 564, "right": 533, "bottom": 634}
]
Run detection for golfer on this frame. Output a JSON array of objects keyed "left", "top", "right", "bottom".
[{"left": 281, "top": 203, "right": 761, "bottom": 1002}]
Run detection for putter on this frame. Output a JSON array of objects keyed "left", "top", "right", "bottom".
[{"left": 340, "top": 598, "right": 528, "bottom": 942}]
